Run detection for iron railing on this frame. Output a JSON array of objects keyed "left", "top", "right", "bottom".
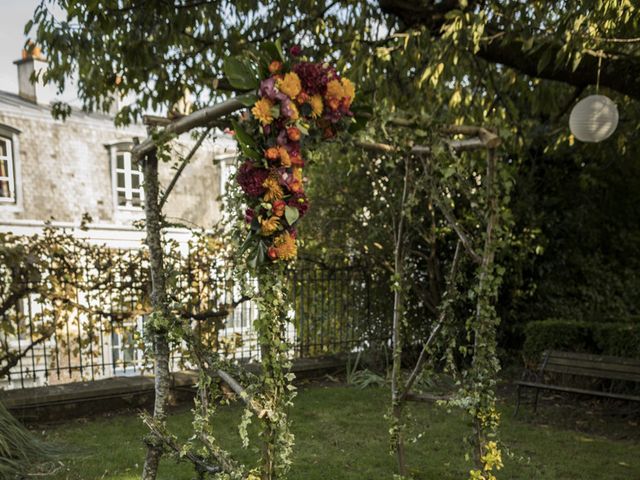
[{"left": 1, "top": 263, "right": 387, "bottom": 390}]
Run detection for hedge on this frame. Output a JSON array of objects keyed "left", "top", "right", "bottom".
[{"left": 523, "top": 318, "right": 640, "bottom": 362}]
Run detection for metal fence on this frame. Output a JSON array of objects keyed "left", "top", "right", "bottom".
[{"left": 1, "top": 262, "right": 387, "bottom": 390}]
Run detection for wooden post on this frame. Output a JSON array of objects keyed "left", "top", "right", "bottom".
[{"left": 391, "top": 156, "right": 411, "bottom": 476}]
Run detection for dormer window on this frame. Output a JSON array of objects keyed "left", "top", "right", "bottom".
[
  {"left": 0, "top": 135, "right": 16, "bottom": 203},
  {"left": 110, "top": 144, "right": 144, "bottom": 210}
]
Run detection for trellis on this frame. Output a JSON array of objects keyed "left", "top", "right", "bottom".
[{"left": 359, "top": 125, "right": 505, "bottom": 478}]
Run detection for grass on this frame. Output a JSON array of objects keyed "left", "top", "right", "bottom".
[{"left": 41, "top": 384, "right": 640, "bottom": 480}]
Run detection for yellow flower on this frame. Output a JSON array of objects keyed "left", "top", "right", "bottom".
[
  {"left": 481, "top": 441, "right": 503, "bottom": 472},
  {"left": 341, "top": 78, "right": 355, "bottom": 106},
  {"left": 259, "top": 215, "right": 280, "bottom": 236},
  {"left": 262, "top": 176, "right": 283, "bottom": 202},
  {"left": 289, "top": 102, "right": 300, "bottom": 121},
  {"left": 277, "top": 72, "right": 302, "bottom": 99},
  {"left": 325, "top": 79, "right": 344, "bottom": 100},
  {"left": 292, "top": 167, "right": 303, "bottom": 182},
  {"left": 274, "top": 231, "right": 297, "bottom": 260},
  {"left": 309, "top": 94, "right": 323, "bottom": 118},
  {"left": 278, "top": 147, "right": 291, "bottom": 167},
  {"left": 252, "top": 98, "right": 274, "bottom": 125}
]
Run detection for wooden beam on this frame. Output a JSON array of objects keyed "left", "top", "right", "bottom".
[{"left": 132, "top": 98, "right": 245, "bottom": 159}]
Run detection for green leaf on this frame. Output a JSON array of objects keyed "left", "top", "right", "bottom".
[
  {"left": 236, "top": 92, "right": 259, "bottom": 107},
  {"left": 241, "top": 145, "right": 262, "bottom": 161},
  {"left": 262, "top": 41, "right": 284, "bottom": 63},
  {"left": 248, "top": 240, "right": 268, "bottom": 268},
  {"left": 223, "top": 57, "right": 259, "bottom": 90},
  {"left": 285, "top": 205, "right": 299, "bottom": 226},
  {"left": 24, "top": 19, "right": 33, "bottom": 35},
  {"left": 231, "top": 119, "right": 257, "bottom": 149}
]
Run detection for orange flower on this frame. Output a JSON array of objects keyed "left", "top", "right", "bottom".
[
  {"left": 327, "top": 97, "right": 340, "bottom": 111},
  {"left": 262, "top": 176, "right": 283, "bottom": 202},
  {"left": 268, "top": 246, "right": 278, "bottom": 260},
  {"left": 277, "top": 72, "right": 302, "bottom": 99},
  {"left": 309, "top": 94, "right": 323, "bottom": 118},
  {"left": 278, "top": 147, "right": 291, "bottom": 167},
  {"left": 265, "top": 147, "right": 280, "bottom": 161},
  {"left": 287, "top": 127, "right": 301, "bottom": 142},
  {"left": 259, "top": 215, "right": 280, "bottom": 236},
  {"left": 252, "top": 98, "right": 274, "bottom": 125},
  {"left": 268, "top": 60, "right": 282, "bottom": 74},
  {"left": 289, "top": 179, "right": 303, "bottom": 193},
  {"left": 272, "top": 200, "right": 286, "bottom": 217},
  {"left": 296, "top": 92, "right": 310, "bottom": 104},
  {"left": 274, "top": 231, "right": 297, "bottom": 260}
]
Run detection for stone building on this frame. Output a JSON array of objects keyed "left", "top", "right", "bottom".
[{"left": 0, "top": 50, "right": 237, "bottom": 246}]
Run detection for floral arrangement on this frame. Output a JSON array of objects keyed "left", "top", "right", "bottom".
[{"left": 226, "top": 42, "right": 355, "bottom": 267}]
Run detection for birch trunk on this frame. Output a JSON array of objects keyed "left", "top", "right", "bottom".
[{"left": 141, "top": 149, "right": 172, "bottom": 480}]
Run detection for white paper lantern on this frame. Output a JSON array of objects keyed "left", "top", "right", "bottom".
[{"left": 569, "top": 94, "right": 619, "bottom": 143}]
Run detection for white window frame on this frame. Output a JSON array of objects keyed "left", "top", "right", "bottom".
[
  {"left": 0, "top": 125, "right": 21, "bottom": 209},
  {"left": 109, "top": 143, "right": 145, "bottom": 211}
]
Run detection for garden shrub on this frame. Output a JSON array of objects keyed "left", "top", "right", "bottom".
[{"left": 523, "top": 319, "right": 640, "bottom": 362}]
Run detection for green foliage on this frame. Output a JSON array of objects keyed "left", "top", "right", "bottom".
[{"left": 523, "top": 319, "right": 640, "bottom": 362}]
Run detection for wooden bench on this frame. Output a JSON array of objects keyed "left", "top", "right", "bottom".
[{"left": 514, "top": 350, "right": 640, "bottom": 415}]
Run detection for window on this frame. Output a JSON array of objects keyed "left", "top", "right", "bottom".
[
  {"left": 111, "top": 316, "right": 145, "bottom": 374},
  {"left": 112, "top": 147, "right": 144, "bottom": 209},
  {"left": 0, "top": 135, "right": 15, "bottom": 203}
]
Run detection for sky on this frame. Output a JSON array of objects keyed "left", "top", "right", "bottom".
[{"left": 0, "top": 0, "right": 41, "bottom": 94}]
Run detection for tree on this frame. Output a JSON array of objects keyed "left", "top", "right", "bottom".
[{"left": 379, "top": 0, "right": 640, "bottom": 99}]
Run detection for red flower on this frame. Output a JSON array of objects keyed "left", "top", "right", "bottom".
[
  {"left": 293, "top": 62, "right": 337, "bottom": 96},
  {"left": 237, "top": 161, "right": 268, "bottom": 198},
  {"left": 289, "top": 45, "right": 302, "bottom": 57},
  {"left": 323, "top": 126, "right": 336, "bottom": 139},
  {"left": 268, "top": 246, "right": 278, "bottom": 259},
  {"left": 272, "top": 200, "right": 286, "bottom": 217},
  {"left": 290, "top": 154, "right": 305, "bottom": 167}
]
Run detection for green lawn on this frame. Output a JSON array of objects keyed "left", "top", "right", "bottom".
[{"left": 42, "top": 384, "right": 640, "bottom": 480}]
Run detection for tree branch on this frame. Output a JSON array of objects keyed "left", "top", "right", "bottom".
[
  {"left": 159, "top": 127, "right": 212, "bottom": 209},
  {"left": 379, "top": 0, "right": 640, "bottom": 99}
]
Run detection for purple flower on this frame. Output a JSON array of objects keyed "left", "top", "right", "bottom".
[
  {"left": 244, "top": 208, "right": 255, "bottom": 223},
  {"left": 259, "top": 77, "right": 278, "bottom": 100},
  {"left": 289, "top": 45, "right": 302, "bottom": 57}
]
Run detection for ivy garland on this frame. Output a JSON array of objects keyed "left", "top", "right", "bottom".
[{"left": 224, "top": 42, "right": 356, "bottom": 479}]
